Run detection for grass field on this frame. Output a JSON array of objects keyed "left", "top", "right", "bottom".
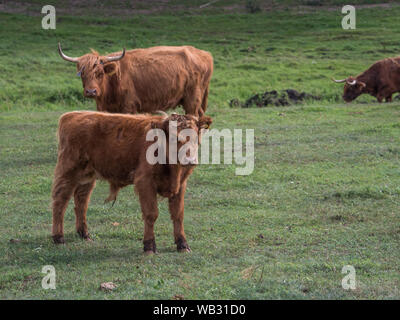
[{"left": 0, "top": 1, "right": 399, "bottom": 299}]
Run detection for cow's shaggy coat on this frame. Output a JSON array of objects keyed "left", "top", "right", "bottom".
[
  {"left": 333, "top": 57, "right": 400, "bottom": 102},
  {"left": 51, "top": 111, "right": 212, "bottom": 254},
  {"left": 59, "top": 45, "right": 213, "bottom": 116}
]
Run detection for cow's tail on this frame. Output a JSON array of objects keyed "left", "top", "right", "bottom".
[{"left": 104, "top": 183, "right": 120, "bottom": 206}]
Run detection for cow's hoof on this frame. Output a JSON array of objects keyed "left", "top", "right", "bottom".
[
  {"left": 52, "top": 235, "right": 65, "bottom": 244},
  {"left": 77, "top": 230, "right": 92, "bottom": 241},
  {"left": 83, "top": 236, "right": 93, "bottom": 242},
  {"left": 144, "top": 250, "right": 156, "bottom": 256},
  {"left": 176, "top": 237, "right": 190, "bottom": 252},
  {"left": 143, "top": 239, "right": 156, "bottom": 254},
  {"left": 178, "top": 247, "right": 191, "bottom": 253}
]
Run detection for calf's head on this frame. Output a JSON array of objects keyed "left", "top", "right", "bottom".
[
  {"left": 151, "top": 114, "right": 212, "bottom": 166},
  {"left": 332, "top": 77, "right": 366, "bottom": 102},
  {"left": 58, "top": 43, "right": 125, "bottom": 99}
]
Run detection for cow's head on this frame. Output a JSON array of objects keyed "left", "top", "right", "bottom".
[
  {"left": 151, "top": 113, "right": 212, "bottom": 166},
  {"left": 332, "top": 77, "right": 367, "bottom": 102},
  {"left": 58, "top": 43, "right": 126, "bottom": 99}
]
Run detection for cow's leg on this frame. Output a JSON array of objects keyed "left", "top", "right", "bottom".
[
  {"left": 74, "top": 180, "right": 96, "bottom": 241},
  {"left": 183, "top": 88, "right": 203, "bottom": 116},
  {"left": 385, "top": 95, "right": 393, "bottom": 103},
  {"left": 377, "top": 87, "right": 391, "bottom": 103},
  {"left": 199, "top": 86, "right": 209, "bottom": 116},
  {"left": 52, "top": 176, "right": 76, "bottom": 244},
  {"left": 122, "top": 99, "right": 141, "bottom": 114},
  {"left": 136, "top": 180, "right": 159, "bottom": 254},
  {"left": 169, "top": 181, "right": 190, "bottom": 252}
]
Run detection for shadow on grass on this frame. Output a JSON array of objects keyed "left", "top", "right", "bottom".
[{"left": 5, "top": 232, "right": 184, "bottom": 268}]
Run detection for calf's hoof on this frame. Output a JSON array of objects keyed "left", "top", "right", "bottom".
[
  {"left": 52, "top": 235, "right": 65, "bottom": 244},
  {"left": 83, "top": 236, "right": 93, "bottom": 242},
  {"left": 77, "top": 230, "right": 92, "bottom": 241},
  {"left": 143, "top": 239, "right": 157, "bottom": 255},
  {"left": 176, "top": 237, "right": 191, "bottom": 253}
]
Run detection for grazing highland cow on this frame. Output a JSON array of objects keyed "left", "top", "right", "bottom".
[
  {"left": 51, "top": 111, "right": 212, "bottom": 254},
  {"left": 58, "top": 43, "right": 213, "bottom": 116},
  {"left": 332, "top": 57, "right": 400, "bottom": 103}
]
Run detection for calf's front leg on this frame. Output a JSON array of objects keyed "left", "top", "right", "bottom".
[
  {"left": 136, "top": 180, "right": 159, "bottom": 254},
  {"left": 169, "top": 181, "right": 190, "bottom": 252}
]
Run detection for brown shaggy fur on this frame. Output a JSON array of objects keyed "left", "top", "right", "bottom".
[
  {"left": 338, "top": 57, "right": 400, "bottom": 102},
  {"left": 51, "top": 111, "right": 212, "bottom": 254},
  {"left": 69, "top": 46, "right": 213, "bottom": 116}
]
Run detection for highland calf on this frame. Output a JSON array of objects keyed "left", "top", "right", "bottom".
[
  {"left": 51, "top": 111, "right": 212, "bottom": 254},
  {"left": 332, "top": 57, "right": 400, "bottom": 103}
]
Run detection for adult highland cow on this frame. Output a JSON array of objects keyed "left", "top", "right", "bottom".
[
  {"left": 58, "top": 43, "right": 213, "bottom": 116},
  {"left": 332, "top": 57, "right": 400, "bottom": 103}
]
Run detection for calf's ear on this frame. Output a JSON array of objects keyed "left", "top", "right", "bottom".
[
  {"left": 104, "top": 62, "right": 117, "bottom": 76},
  {"left": 198, "top": 116, "right": 212, "bottom": 129}
]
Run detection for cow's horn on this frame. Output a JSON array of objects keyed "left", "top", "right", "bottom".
[
  {"left": 346, "top": 79, "right": 357, "bottom": 85},
  {"left": 105, "top": 48, "right": 126, "bottom": 62},
  {"left": 58, "top": 43, "right": 79, "bottom": 63},
  {"left": 331, "top": 78, "right": 347, "bottom": 83}
]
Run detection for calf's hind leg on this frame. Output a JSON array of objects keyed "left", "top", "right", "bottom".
[
  {"left": 74, "top": 180, "right": 96, "bottom": 241},
  {"left": 52, "top": 177, "right": 76, "bottom": 244}
]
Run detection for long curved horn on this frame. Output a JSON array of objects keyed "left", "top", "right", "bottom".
[
  {"left": 58, "top": 42, "right": 79, "bottom": 63},
  {"left": 346, "top": 79, "right": 357, "bottom": 86},
  {"left": 331, "top": 78, "right": 347, "bottom": 83},
  {"left": 105, "top": 48, "right": 126, "bottom": 62}
]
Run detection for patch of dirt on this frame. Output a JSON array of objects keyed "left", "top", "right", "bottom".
[{"left": 231, "top": 89, "right": 320, "bottom": 108}]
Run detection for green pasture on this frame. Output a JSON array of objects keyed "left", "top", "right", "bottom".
[{"left": 0, "top": 1, "right": 399, "bottom": 299}]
